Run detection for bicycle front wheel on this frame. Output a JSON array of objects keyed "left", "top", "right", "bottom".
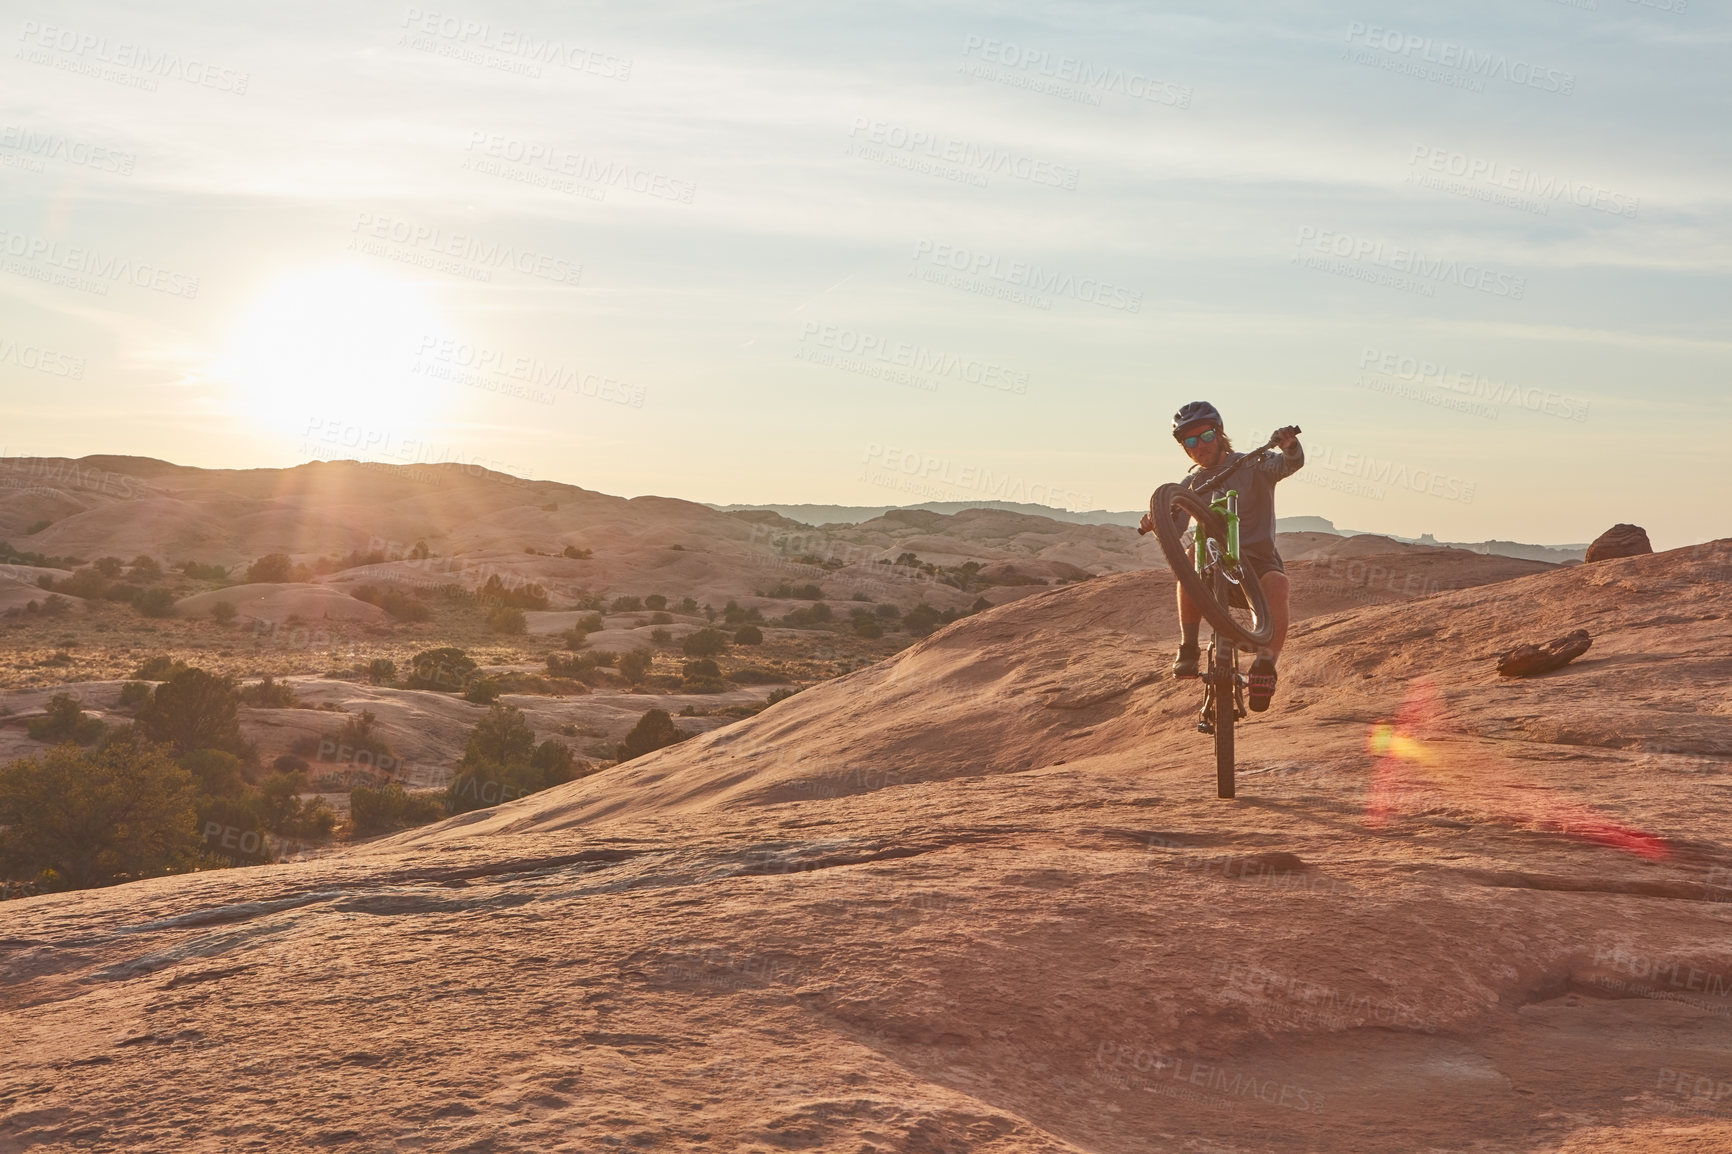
[{"left": 1150, "top": 483, "right": 1275, "bottom": 651}]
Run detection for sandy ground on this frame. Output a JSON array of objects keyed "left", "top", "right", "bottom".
[{"left": 2, "top": 542, "right": 1728, "bottom": 1152}]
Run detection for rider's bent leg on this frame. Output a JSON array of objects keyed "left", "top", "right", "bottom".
[
  {"left": 1177, "top": 544, "right": 1202, "bottom": 646},
  {"left": 1258, "top": 570, "right": 1289, "bottom": 661}
]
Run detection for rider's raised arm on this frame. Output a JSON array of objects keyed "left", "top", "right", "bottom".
[{"left": 1255, "top": 435, "right": 1304, "bottom": 481}]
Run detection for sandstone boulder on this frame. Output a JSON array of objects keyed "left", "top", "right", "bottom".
[
  {"left": 1496, "top": 628, "right": 1592, "bottom": 677},
  {"left": 1585, "top": 523, "right": 1652, "bottom": 562}
]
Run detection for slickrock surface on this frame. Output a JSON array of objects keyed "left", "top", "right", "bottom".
[{"left": 4, "top": 542, "right": 1730, "bottom": 1153}]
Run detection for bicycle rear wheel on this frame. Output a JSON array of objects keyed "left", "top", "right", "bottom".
[{"left": 1150, "top": 483, "right": 1275, "bottom": 651}]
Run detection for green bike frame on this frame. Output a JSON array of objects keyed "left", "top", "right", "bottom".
[{"left": 1194, "top": 489, "right": 1242, "bottom": 576}]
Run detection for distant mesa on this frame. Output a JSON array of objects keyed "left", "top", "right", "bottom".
[{"left": 1584, "top": 523, "right": 1653, "bottom": 563}]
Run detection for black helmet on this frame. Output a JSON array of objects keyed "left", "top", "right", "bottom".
[{"left": 1172, "top": 401, "right": 1222, "bottom": 441}]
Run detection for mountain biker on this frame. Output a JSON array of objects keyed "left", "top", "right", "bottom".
[{"left": 1138, "top": 401, "right": 1303, "bottom": 712}]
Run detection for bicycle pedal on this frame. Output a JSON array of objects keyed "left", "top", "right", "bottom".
[{"left": 1197, "top": 719, "right": 1214, "bottom": 734}]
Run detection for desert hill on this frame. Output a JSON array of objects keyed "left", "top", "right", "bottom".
[{"left": 2, "top": 539, "right": 1728, "bottom": 1152}]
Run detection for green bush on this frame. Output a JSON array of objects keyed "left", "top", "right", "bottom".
[
  {"left": 239, "top": 675, "right": 298, "bottom": 708},
  {"left": 331, "top": 710, "right": 393, "bottom": 760},
  {"left": 681, "top": 627, "right": 728, "bottom": 657},
  {"left": 211, "top": 601, "right": 237, "bottom": 625},
  {"left": 617, "top": 649, "right": 653, "bottom": 683},
  {"left": 180, "top": 561, "right": 229, "bottom": 581},
  {"left": 681, "top": 659, "right": 725, "bottom": 694},
  {"left": 134, "top": 587, "right": 177, "bottom": 618},
  {"left": 464, "top": 677, "right": 501, "bottom": 704},
  {"left": 609, "top": 595, "right": 642, "bottom": 613},
  {"left": 27, "top": 694, "right": 105, "bottom": 745},
  {"left": 350, "top": 783, "right": 446, "bottom": 836},
  {"left": 180, "top": 749, "right": 247, "bottom": 798},
  {"left": 562, "top": 545, "right": 592, "bottom": 560},
  {"left": 852, "top": 617, "right": 884, "bottom": 639},
  {"left": 0, "top": 733, "right": 201, "bottom": 891},
  {"left": 726, "top": 666, "right": 782, "bottom": 684},
  {"left": 133, "top": 655, "right": 190, "bottom": 681},
  {"left": 650, "top": 611, "right": 672, "bottom": 625},
  {"left": 616, "top": 708, "right": 688, "bottom": 763},
  {"left": 406, "top": 647, "right": 475, "bottom": 691},
  {"left": 649, "top": 627, "right": 670, "bottom": 645},
  {"left": 578, "top": 613, "right": 604, "bottom": 632},
  {"left": 904, "top": 604, "right": 944, "bottom": 636},
  {"left": 645, "top": 594, "right": 667, "bottom": 611},
  {"left": 94, "top": 556, "right": 124, "bottom": 578},
  {"left": 248, "top": 553, "right": 293, "bottom": 583},
  {"left": 478, "top": 574, "right": 548, "bottom": 610},
  {"left": 118, "top": 680, "right": 151, "bottom": 707},
  {"left": 352, "top": 584, "right": 431, "bottom": 622},
  {"left": 137, "top": 668, "right": 246, "bottom": 757},
  {"left": 734, "top": 624, "right": 763, "bottom": 645},
  {"left": 486, "top": 606, "right": 527, "bottom": 635},
  {"left": 678, "top": 597, "right": 699, "bottom": 614},
  {"left": 768, "top": 582, "right": 823, "bottom": 600},
  {"left": 446, "top": 705, "right": 581, "bottom": 814},
  {"left": 367, "top": 658, "right": 397, "bottom": 685}
]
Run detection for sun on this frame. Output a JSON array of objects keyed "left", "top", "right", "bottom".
[{"left": 217, "top": 264, "right": 455, "bottom": 433}]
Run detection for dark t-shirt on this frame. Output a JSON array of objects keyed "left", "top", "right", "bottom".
[{"left": 1167, "top": 442, "right": 1305, "bottom": 556}]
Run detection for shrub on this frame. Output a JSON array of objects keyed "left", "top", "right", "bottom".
[
  {"left": 247, "top": 553, "right": 293, "bottom": 583},
  {"left": 24, "top": 519, "right": 51, "bottom": 535},
  {"left": 0, "top": 734, "right": 202, "bottom": 890},
  {"left": 367, "top": 658, "right": 397, "bottom": 685},
  {"left": 722, "top": 600, "right": 764, "bottom": 625},
  {"left": 562, "top": 545, "right": 592, "bottom": 560},
  {"left": 681, "top": 628, "right": 728, "bottom": 657},
  {"left": 332, "top": 711, "right": 393, "bottom": 760},
  {"left": 649, "top": 627, "right": 670, "bottom": 645},
  {"left": 780, "top": 603, "right": 832, "bottom": 628},
  {"left": 616, "top": 708, "right": 688, "bottom": 763},
  {"left": 273, "top": 754, "right": 309, "bottom": 774},
  {"left": 609, "top": 595, "right": 642, "bottom": 613},
  {"left": 727, "top": 666, "right": 782, "bottom": 684},
  {"left": 180, "top": 749, "right": 247, "bottom": 798},
  {"left": 876, "top": 603, "right": 900, "bottom": 619},
  {"left": 352, "top": 584, "right": 431, "bottom": 622},
  {"left": 577, "top": 612, "right": 604, "bottom": 632},
  {"left": 768, "top": 582, "right": 823, "bottom": 600},
  {"left": 52, "top": 570, "right": 111, "bottom": 599},
  {"left": 486, "top": 606, "right": 527, "bottom": 635},
  {"left": 180, "top": 561, "right": 229, "bottom": 581},
  {"left": 255, "top": 770, "right": 337, "bottom": 840},
  {"left": 766, "top": 687, "right": 799, "bottom": 705},
  {"left": 645, "top": 594, "right": 667, "bottom": 611},
  {"left": 27, "top": 694, "right": 105, "bottom": 745},
  {"left": 478, "top": 574, "right": 547, "bottom": 610},
  {"left": 561, "top": 627, "right": 587, "bottom": 651},
  {"left": 464, "top": 677, "right": 501, "bottom": 704},
  {"left": 650, "top": 611, "right": 672, "bottom": 625},
  {"left": 133, "top": 587, "right": 177, "bottom": 618},
  {"left": 406, "top": 647, "right": 476, "bottom": 691},
  {"left": 137, "top": 668, "right": 245, "bottom": 757},
  {"left": 94, "top": 556, "right": 124, "bottom": 578},
  {"left": 681, "top": 659, "right": 725, "bottom": 694},
  {"left": 118, "top": 681, "right": 151, "bottom": 707},
  {"left": 133, "top": 655, "right": 190, "bottom": 681},
  {"left": 618, "top": 649, "right": 652, "bottom": 684},
  {"left": 211, "top": 601, "right": 237, "bottom": 625},
  {"left": 239, "top": 675, "right": 298, "bottom": 708},
  {"left": 350, "top": 783, "right": 446, "bottom": 836},
  {"left": 734, "top": 624, "right": 763, "bottom": 645},
  {"left": 445, "top": 705, "right": 580, "bottom": 814},
  {"left": 904, "top": 604, "right": 944, "bottom": 636},
  {"left": 852, "top": 617, "right": 884, "bottom": 639},
  {"left": 678, "top": 597, "right": 699, "bottom": 614}
]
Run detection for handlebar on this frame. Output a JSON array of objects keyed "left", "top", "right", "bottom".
[{"left": 1137, "top": 425, "right": 1301, "bottom": 534}]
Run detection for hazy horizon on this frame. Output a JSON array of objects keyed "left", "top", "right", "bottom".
[{"left": 3, "top": 2, "right": 1728, "bottom": 551}]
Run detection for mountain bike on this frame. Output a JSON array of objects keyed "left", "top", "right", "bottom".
[{"left": 1140, "top": 427, "right": 1298, "bottom": 798}]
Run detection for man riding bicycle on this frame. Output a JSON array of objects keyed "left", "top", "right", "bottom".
[{"left": 1138, "top": 401, "right": 1304, "bottom": 712}]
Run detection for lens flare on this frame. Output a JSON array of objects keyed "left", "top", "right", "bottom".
[{"left": 1364, "top": 677, "right": 1667, "bottom": 860}]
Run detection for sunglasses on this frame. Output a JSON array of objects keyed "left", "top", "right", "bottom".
[{"left": 1182, "top": 428, "right": 1219, "bottom": 449}]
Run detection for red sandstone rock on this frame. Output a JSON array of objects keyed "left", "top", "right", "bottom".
[{"left": 1585, "top": 523, "right": 1653, "bottom": 563}]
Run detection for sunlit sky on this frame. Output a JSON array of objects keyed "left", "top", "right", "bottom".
[{"left": 2, "top": 1, "right": 1728, "bottom": 548}]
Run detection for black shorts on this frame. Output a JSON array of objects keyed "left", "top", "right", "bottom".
[{"left": 1240, "top": 546, "right": 1285, "bottom": 579}]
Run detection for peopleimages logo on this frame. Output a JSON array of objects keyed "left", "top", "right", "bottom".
[
  {"left": 16, "top": 20, "right": 250, "bottom": 93},
  {"left": 958, "top": 36, "right": 1192, "bottom": 109},
  {"left": 0, "top": 125, "right": 135, "bottom": 174},
  {"left": 1358, "top": 346, "right": 1588, "bottom": 422},
  {"left": 1294, "top": 227, "right": 1526, "bottom": 300},
  {"left": 1344, "top": 22, "right": 1575, "bottom": 94},
  {"left": 0, "top": 228, "right": 200, "bottom": 298},
  {"left": 911, "top": 240, "right": 1141, "bottom": 312},
  {"left": 398, "top": 8, "right": 631, "bottom": 79},
  {"left": 1408, "top": 146, "right": 1638, "bottom": 220},
  {"left": 348, "top": 213, "right": 582, "bottom": 286},
  {"left": 847, "top": 118, "right": 1080, "bottom": 190}
]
